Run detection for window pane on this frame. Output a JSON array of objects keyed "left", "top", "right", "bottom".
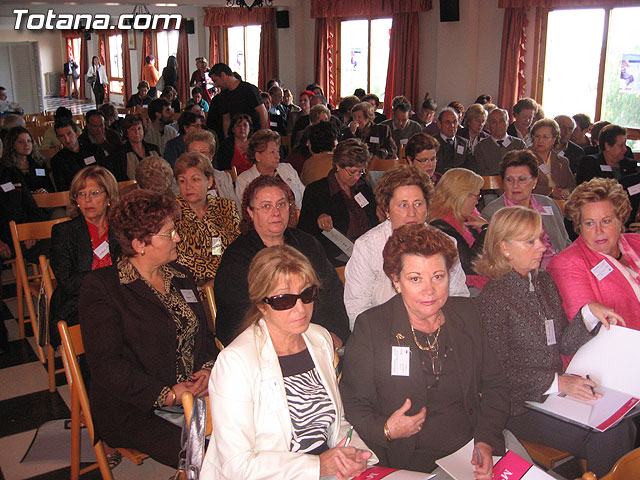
[
  {"left": 228, "top": 26, "right": 246, "bottom": 80},
  {"left": 245, "top": 25, "right": 261, "bottom": 87},
  {"left": 108, "top": 35, "right": 123, "bottom": 78},
  {"left": 71, "top": 38, "right": 81, "bottom": 63},
  {"left": 541, "top": 9, "right": 604, "bottom": 119},
  {"left": 601, "top": 7, "right": 640, "bottom": 129},
  {"left": 340, "top": 20, "right": 369, "bottom": 97},
  {"left": 369, "top": 18, "right": 392, "bottom": 99},
  {"left": 157, "top": 31, "right": 169, "bottom": 72}
]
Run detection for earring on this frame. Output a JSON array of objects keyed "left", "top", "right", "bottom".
[
  {"left": 107, "top": 202, "right": 111, "bottom": 207},
  {"left": 141, "top": 250, "right": 145, "bottom": 256},
  {"left": 505, "top": 252, "right": 510, "bottom": 257}
]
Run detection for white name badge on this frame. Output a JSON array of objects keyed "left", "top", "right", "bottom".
[
  {"left": 456, "top": 145, "right": 465, "bottom": 155},
  {"left": 591, "top": 259, "right": 614, "bottom": 281},
  {"left": 600, "top": 164, "right": 613, "bottom": 172},
  {"left": 269, "top": 121, "right": 277, "bottom": 127},
  {"left": 628, "top": 183, "right": 640, "bottom": 196},
  {"left": 93, "top": 240, "right": 109, "bottom": 259},
  {"left": 391, "top": 346, "right": 410, "bottom": 376},
  {"left": 1, "top": 182, "right": 15, "bottom": 192},
  {"left": 369, "top": 136, "right": 380, "bottom": 144},
  {"left": 207, "top": 188, "right": 218, "bottom": 197},
  {"left": 84, "top": 156, "right": 96, "bottom": 165},
  {"left": 180, "top": 289, "right": 198, "bottom": 303},
  {"left": 400, "top": 138, "right": 409, "bottom": 146},
  {"left": 544, "top": 319, "right": 557, "bottom": 346},
  {"left": 211, "top": 237, "right": 222, "bottom": 256},
  {"left": 354, "top": 192, "right": 369, "bottom": 208},
  {"left": 103, "top": 149, "right": 109, "bottom": 157},
  {"left": 539, "top": 163, "right": 550, "bottom": 175},
  {"left": 35, "top": 168, "right": 46, "bottom": 177},
  {"left": 541, "top": 206, "right": 554, "bottom": 216}
]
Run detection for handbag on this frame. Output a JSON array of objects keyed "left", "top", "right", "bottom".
[{"left": 174, "top": 396, "right": 207, "bottom": 480}]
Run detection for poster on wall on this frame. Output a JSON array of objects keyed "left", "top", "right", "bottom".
[{"left": 620, "top": 54, "right": 640, "bottom": 93}]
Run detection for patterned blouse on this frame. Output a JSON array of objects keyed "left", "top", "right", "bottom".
[
  {"left": 118, "top": 259, "right": 215, "bottom": 407},
  {"left": 175, "top": 194, "right": 240, "bottom": 286}
]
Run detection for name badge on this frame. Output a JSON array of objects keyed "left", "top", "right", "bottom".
[
  {"left": 103, "top": 149, "right": 109, "bottom": 157},
  {"left": 93, "top": 240, "right": 109, "bottom": 259},
  {"left": 211, "top": 237, "right": 222, "bottom": 256},
  {"left": 591, "top": 259, "right": 614, "bottom": 281},
  {"left": 180, "top": 289, "right": 198, "bottom": 303},
  {"left": 539, "top": 163, "right": 550, "bottom": 175},
  {"left": 269, "top": 121, "right": 277, "bottom": 127},
  {"left": 544, "top": 319, "right": 557, "bottom": 346},
  {"left": 541, "top": 206, "right": 554, "bottom": 216},
  {"left": 354, "top": 192, "right": 369, "bottom": 208},
  {"left": 456, "top": 145, "right": 465, "bottom": 155},
  {"left": 84, "top": 156, "right": 96, "bottom": 165},
  {"left": 1, "top": 182, "right": 15, "bottom": 192},
  {"left": 207, "top": 188, "right": 218, "bottom": 197},
  {"left": 391, "top": 346, "right": 410, "bottom": 376},
  {"left": 628, "top": 183, "right": 640, "bottom": 196},
  {"left": 600, "top": 164, "right": 613, "bottom": 172},
  {"left": 400, "top": 138, "right": 409, "bottom": 146},
  {"left": 35, "top": 168, "right": 46, "bottom": 177},
  {"left": 369, "top": 136, "right": 380, "bottom": 144}
]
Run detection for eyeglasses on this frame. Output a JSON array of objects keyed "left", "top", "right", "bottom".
[
  {"left": 263, "top": 285, "right": 318, "bottom": 311},
  {"left": 76, "top": 189, "right": 105, "bottom": 200},
  {"left": 153, "top": 229, "right": 178, "bottom": 241},
  {"left": 412, "top": 157, "right": 437, "bottom": 164},
  {"left": 341, "top": 168, "right": 365, "bottom": 177},
  {"left": 504, "top": 176, "right": 533, "bottom": 185},
  {"left": 251, "top": 201, "right": 291, "bottom": 213}
]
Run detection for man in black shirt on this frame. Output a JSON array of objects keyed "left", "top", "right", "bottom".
[{"left": 78, "top": 110, "right": 124, "bottom": 180}]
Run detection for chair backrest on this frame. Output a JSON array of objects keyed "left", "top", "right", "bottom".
[
  {"left": 368, "top": 156, "right": 403, "bottom": 171},
  {"left": 10, "top": 218, "right": 70, "bottom": 244},
  {"left": 335, "top": 266, "right": 346, "bottom": 286},
  {"left": 118, "top": 179, "right": 138, "bottom": 196},
  {"left": 601, "top": 447, "right": 640, "bottom": 480},
  {"left": 203, "top": 284, "right": 225, "bottom": 351},
  {"left": 482, "top": 175, "right": 503, "bottom": 190},
  {"left": 33, "top": 191, "right": 70, "bottom": 209},
  {"left": 181, "top": 392, "right": 213, "bottom": 436}
]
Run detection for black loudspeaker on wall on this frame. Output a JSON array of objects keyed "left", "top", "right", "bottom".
[
  {"left": 185, "top": 19, "right": 195, "bottom": 35},
  {"left": 276, "top": 11, "right": 290, "bottom": 29},
  {"left": 440, "top": 0, "right": 460, "bottom": 22}
]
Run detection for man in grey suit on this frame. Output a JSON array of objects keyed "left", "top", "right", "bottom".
[
  {"left": 475, "top": 108, "right": 526, "bottom": 176},
  {"left": 435, "top": 107, "right": 473, "bottom": 173},
  {"left": 381, "top": 101, "right": 423, "bottom": 151}
]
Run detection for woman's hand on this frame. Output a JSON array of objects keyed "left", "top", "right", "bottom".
[
  {"left": 317, "top": 214, "right": 334, "bottom": 232},
  {"left": 319, "top": 433, "right": 371, "bottom": 479},
  {"left": 349, "top": 120, "right": 360, "bottom": 134},
  {"left": 470, "top": 442, "right": 494, "bottom": 480},
  {"left": 587, "top": 303, "right": 626, "bottom": 330},
  {"left": 385, "top": 398, "right": 426, "bottom": 440},
  {"left": 558, "top": 375, "right": 600, "bottom": 401},
  {"left": 189, "top": 369, "right": 211, "bottom": 397},
  {"left": 464, "top": 213, "right": 488, "bottom": 229}
]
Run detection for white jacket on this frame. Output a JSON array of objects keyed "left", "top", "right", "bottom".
[
  {"left": 344, "top": 220, "right": 470, "bottom": 330},
  {"left": 213, "top": 169, "right": 240, "bottom": 213},
  {"left": 86, "top": 64, "right": 108, "bottom": 84},
  {"left": 200, "top": 320, "right": 377, "bottom": 479},
  {"left": 235, "top": 163, "right": 305, "bottom": 211}
]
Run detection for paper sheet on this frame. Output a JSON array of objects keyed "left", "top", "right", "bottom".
[
  {"left": 322, "top": 228, "right": 354, "bottom": 257},
  {"left": 435, "top": 440, "right": 501, "bottom": 480}
]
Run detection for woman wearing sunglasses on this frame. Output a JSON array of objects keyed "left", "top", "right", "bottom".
[{"left": 201, "top": 245, "right": 376, "bottom": 479}]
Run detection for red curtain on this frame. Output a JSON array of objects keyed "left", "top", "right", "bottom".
[
  {"left": 98, "top": 34, "right": 110, "bottom": 102},
  {"left": 310, "top": 0, "right": 432, "bottom": 17},
  {"left": 258, "top": 19, "right": 277, "bottom": 91},
  {"left": 177, "top": 27, "right": 190, "bottom": 101},
  {"left": 497, "top": 8, "right": 528, "bottom": 113},
  {"left": 209, "top": 26, "right": 220, "bottom": 66},
  {"left": 499, "top": 0, "right": 639, "bottom": 6},
  {"left": 313, "top": 18, "right": 338, "bottom": 106},
  {"left": 383, "top": 12, "right": 419, "bottom": 117},
  {"left": 80, "top": 36, "right": 88, "bottom": 99},
  {"left": 204, "top": 7, "right": 275, "bottom": 26}
]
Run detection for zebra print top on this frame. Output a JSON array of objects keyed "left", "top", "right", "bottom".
[{"left": 279, "top": 348, "right": 336, "bottom": 455}]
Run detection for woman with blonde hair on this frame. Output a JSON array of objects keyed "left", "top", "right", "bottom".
[
  {"left": 458, "top": 104, "right": 488, "bottom": 153},
  {"left": 429, "top": 168, "right": 487, "bottom": 291}
]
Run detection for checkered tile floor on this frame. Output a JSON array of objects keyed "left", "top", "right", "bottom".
[{"left": 43, "top": 97, "right": 96, "bottom": 116}]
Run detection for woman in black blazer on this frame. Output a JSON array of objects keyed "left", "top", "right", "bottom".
[{"left": 298, "top": 138, "right": 378, "bottom": 266}]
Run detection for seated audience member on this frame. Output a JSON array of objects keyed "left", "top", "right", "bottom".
[
  {"left": 98, "top": 102, "right": 124, "bottom": 140},
  {"left": 135, "top": 156, "right": 175, "bottom": 197},
  {"left": 333, "top": 95, "right": 360, "bottom": 127},
  {"left": 216, "top": 113, "right": 252, "bottom": 173},
  {"left": 554, "top": 115, "right": 585, "bottom": 174},
  {"left": 476, "top": 206, "right": 634, "bottom": 478},
  {"left": 51, "top": 118, "right": 115, "bottom": 191},
  {"left": 185, "top": 86, "right": 209, "bottom": 113},
  {"left": 299, "top": 121, "right": 338, "bottom": 185},
  {"left": 298, "top": 138, "right": 378, "bottom": 265},
  {"left": 261, "top": 91, "right": 287, "bottom": 136},
  {"left": 201, "top": 245, "right": 375, "bottom": 479},
  {"left": 2, "top": 126, "right": 54, "bottom": 192},
  {"left": 482, "top": 150, "right": 570, "bottom": 269},
  {"left": 163, "top": 111, "right": 205, "bottom": 168},
  {"left": 344, "top": 166, "right": 469, "bottom": 329},
  {"left": 507, "top": 97, "right": 537, "bottom": 147},
  {"left": 381, "top": 102, "right": 423, "bottom": 152},
  {"left": 0, "top": 86, "right": 23, "bottom": 118},
  {"left": 126, "top": 81, "right": 152, "bottom": 108},
  {"left": 548, "top": 178, "right": 640, "bottom": 330},
  {"left": 341, "top": 102, "right": 397, "bottom": 159},
  {"left": 78, "top": 110, "right": 124, "bottom": 180},
  {"left": 474, "top": 93, "right": 493, "bottom": 105},
  {"left": 121, "top": 113, "right": 160, "bottom": 180},
  {"left": 0, "top": 115, "right": 26, "bottom": 148},
  {"left": 267, "top": 84, "right": 289, "bottom": 124},
  {"left": 41, "top": 107, "right": 72, "bottom": 149},
  {"left": 577, "top": 124, "right": 637, "bottom": 185},
  {"left": 235, "top": 129, "right": 305, "bottom": 210},
  {"left": 160, "top": 85, "right": 181, "bottom": 113},
  {"left": 341, "top": 224, "right": 508, "bottom": 475},
  {"left": 583, "top": 120, "right": 610, "bottom": 157},
  {"left": 144, "top": 98, "right": 176, "bottom": 156},
  {"left": 457, "top": 103, "right": 489, "bottom": 154},
  {"left": 412, "top": 97, "right": 437, "bottom": 129},
  {"left": 530, "top": 118, "right": 576, "bottom": 200},
  {"left": 174, "top": 152, "right": 239, "bottom": 287},
  {"left": 362, "top": 93, "right": 387, "bottom": 124},
  {"left": 78, "top": 189, "right": 217, "bottom": 469},
  {"left": 475, "top": 108, "right": 526, "bottom": 176},
  {"left": 405, "top": 132, "right": 442, "bottom": 186},
  {"left": 571, "top": 113, "right": 592, "bottom": 149},
  {"left": 50, "top": 166, "right": 120, "bottom": 345},
  {"left": 429, "top": 168, "right": 488, "bottom": 290},
  {"left": 215, "top": 175, "right": 351, "bottom": 347},
  {"left": 287, "top": 89, "right": 313, "bottom": 139},
  {"left": 184, "top": 129, "right": 239, "bottom": 207},
  {"left": 434, "top": 108, "right": 473, "bottom": 174}
]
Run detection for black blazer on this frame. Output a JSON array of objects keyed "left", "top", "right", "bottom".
[
  {"left": 576, "top": 153, "right": 638, "bottom": 185},
  {"left": 78, "top": 261, "right": 217, "bottom": 445},
  {"left": 340, "top": 295, "right": 508, "bottom": 470},
  {"left": 49, "top": 216, "right": 121, "bottom": 345},
  {"left": 435, "top": 135, "right": 474, "bottom": 173},
  {"left": 430, "top": 219, "right": 486, "bottom": 276}
]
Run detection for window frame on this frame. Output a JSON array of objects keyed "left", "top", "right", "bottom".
[
  {"left": 222, "top": 24, "right": 261, "bottom": 87},
  {"left": 105, "top": 33, "right": 124, "bottom": 95}
]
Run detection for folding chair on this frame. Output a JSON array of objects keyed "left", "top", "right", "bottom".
[
  {"left": 33, "top": 191, "right": 70, "bottom": 209},
  {"left": 203, "top": 284, "right": 225, "bottom": 351},
  {"left": 117, "top": 179, "right": 138, "bottom": 196}
]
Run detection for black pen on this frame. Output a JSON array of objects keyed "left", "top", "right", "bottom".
[{"left": 586, "top": 375, "right": 597, "bottom": 396}]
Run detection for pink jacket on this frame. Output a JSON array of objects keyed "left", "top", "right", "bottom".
[{"left": 547, "top": 234, "right": 640, "bottom": 331}]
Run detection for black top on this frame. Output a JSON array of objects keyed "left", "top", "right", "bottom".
[
  {"left": 51, "top": 145, "right": 115, "bottom": 192},
  {"left": 77, "top": 129, "right": 125, "bottom": 181},
  {"left": 430, "top": 219, "right": 486, "bottom": 276},
  {"left": 126, "top": 94, "right": 152, "bottom": 108},
  {"left": 576, "top": 153, "right": 638, "bottom": 185},
  {"left": 215, "top": 136, "right": 236, "bottom": 171},
  {"left": 19, "top": 156, "right": 55, "bottom": 192},
  {"left": 162, "top": 66, "right": 178, "bottom": 88},
  {"left": 215, "top": 81, "right": 263, "bottom": 131},
  {"left": 214, "top": 228, "right": 351, "bottom": 346}
]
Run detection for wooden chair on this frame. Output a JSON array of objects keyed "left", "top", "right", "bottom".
[
  {"left": 57, "top": 321, "right": 149, "bottom": 480},
  {"left": 9, "top": 217, "right": 70, "bottom": 361},
  {"left": 181, "top": 392, "right": 213, "bottom": 436},
  {"left": 601, "top": 447, "right": 640, "bottom": 480},
  {"left": 29, "top": 124, "right": 50, "bottom": 147},
  {"left": 117, "top": 179, "right": 138, "bottom": 196},
  {"left": 555, "top": 199, "right": 566, "bottom": 216},
  {"left": 39, "top": 255, "right": 64, "bottom": 392},
  {"left": 33, "top": 190, "right": 70, "bottom": 209},
  {"left": 335, "top": 266, "right": 346, "bottom": 286},
  {"left": 482, "top": 175, "right": 503, "bottom": 190},
  {"left": 521, "top": 440, "right": 586, "bottom": 474},
  {"left": 368, "top": 156, "right": 404, "bottom": 171},
  {"left": 203, "top": 284, "right": 225, "bottom": 351}
]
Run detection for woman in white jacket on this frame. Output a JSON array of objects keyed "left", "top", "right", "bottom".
[
  {"left": 87, "top": 56, "right": 108, "bottom": 106},
  {"left": 201, "top": 246, "right": 376, "bottom": 479}
]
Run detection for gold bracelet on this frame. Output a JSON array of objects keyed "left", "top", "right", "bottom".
[
  {"left": 170, "top": 387, "right": 177, "bottom": 406},
  {"left": 384, "top": 421, "right": 393, "bottom": 442}
]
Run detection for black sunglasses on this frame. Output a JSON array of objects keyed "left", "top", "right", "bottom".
[{"left": 263, "top": 285, "right": 318, "bottom": 311}]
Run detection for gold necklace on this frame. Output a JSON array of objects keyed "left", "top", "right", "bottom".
[{"left": 411, "top": 311, "right": 442, "bottom": 351}]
